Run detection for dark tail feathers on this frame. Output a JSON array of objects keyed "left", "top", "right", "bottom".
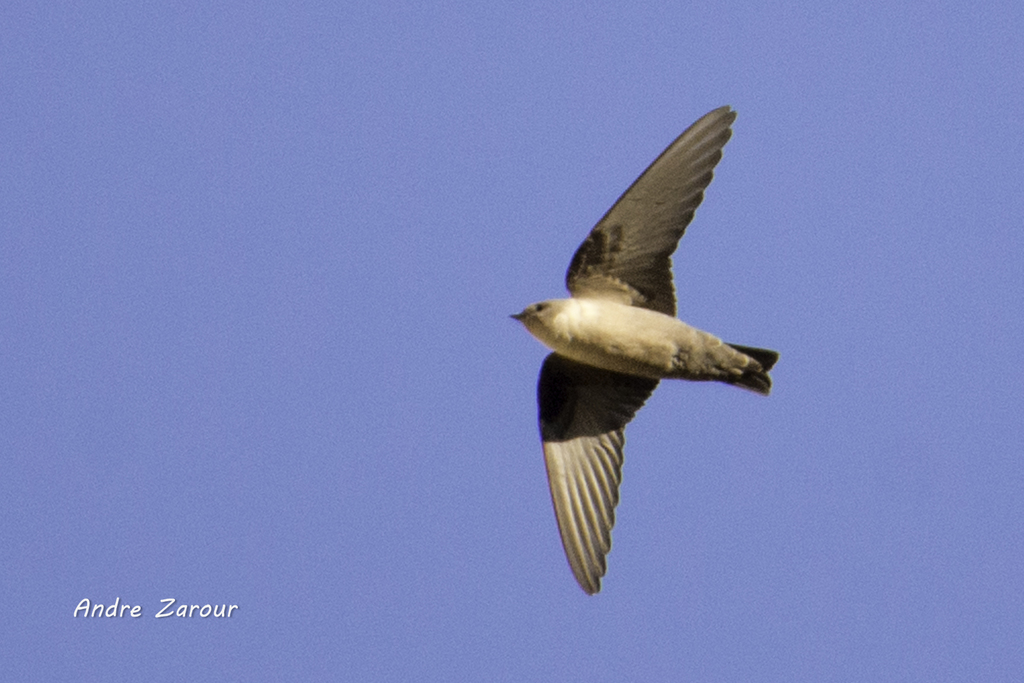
[{"left": 726, "top": 344, "right": 779, "bottom": 396}]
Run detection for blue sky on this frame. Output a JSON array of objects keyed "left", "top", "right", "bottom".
[{"left": 3, "top": 1, "right": 1023, "bottom": 680}]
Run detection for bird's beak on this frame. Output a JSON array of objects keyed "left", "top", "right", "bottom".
[{"left": 510, "top": 312, "right": 525, "bottom": 321}]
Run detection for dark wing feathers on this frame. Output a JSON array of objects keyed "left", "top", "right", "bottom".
[
  {"left": 538, "top": 353, "right": 658, "bottom": 594},
  {"left": 566, "top": 106, "right": 737, "bottom": 316}
]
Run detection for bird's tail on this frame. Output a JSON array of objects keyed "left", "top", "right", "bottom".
[{"left": 725, "top": 344, "right": 779, "bottom": 396}]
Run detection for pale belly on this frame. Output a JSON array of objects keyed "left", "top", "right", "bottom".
[{"left": 543, "top": 299, "right": 732, "bottom": 380}]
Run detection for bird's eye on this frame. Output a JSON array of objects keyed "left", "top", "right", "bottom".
[{"left": 535, "top": 303, "right": 547, "bottom": 312}]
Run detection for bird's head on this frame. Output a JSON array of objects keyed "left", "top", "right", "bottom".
[
  {"left": 511, "top": 299, "right": 571, "bottom": 349},
  {"left": 511, "top": 300, "right": 555, "bottom": 325}
]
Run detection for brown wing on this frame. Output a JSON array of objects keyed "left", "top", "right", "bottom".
[
  {"left": 538, "top": 353, "right": 658, "bottom": 594},
  {"left": 566, "top": 106, "right": 737, "bottom": 317}
]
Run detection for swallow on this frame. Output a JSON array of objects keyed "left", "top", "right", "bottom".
[{"left": 512, "top": 106, "right": 778, "bottom": 594}]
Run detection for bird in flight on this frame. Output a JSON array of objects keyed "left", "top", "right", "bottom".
[{"left": 512, "top": 106, "right": 778, "bottom": 594}]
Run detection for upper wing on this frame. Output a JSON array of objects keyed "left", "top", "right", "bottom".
[
  {"left": 566, "top": 106, "right": 737, "bottom": 317},
  {"left": 538, "top": 353, "right": 658, "bottom": 594}
]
